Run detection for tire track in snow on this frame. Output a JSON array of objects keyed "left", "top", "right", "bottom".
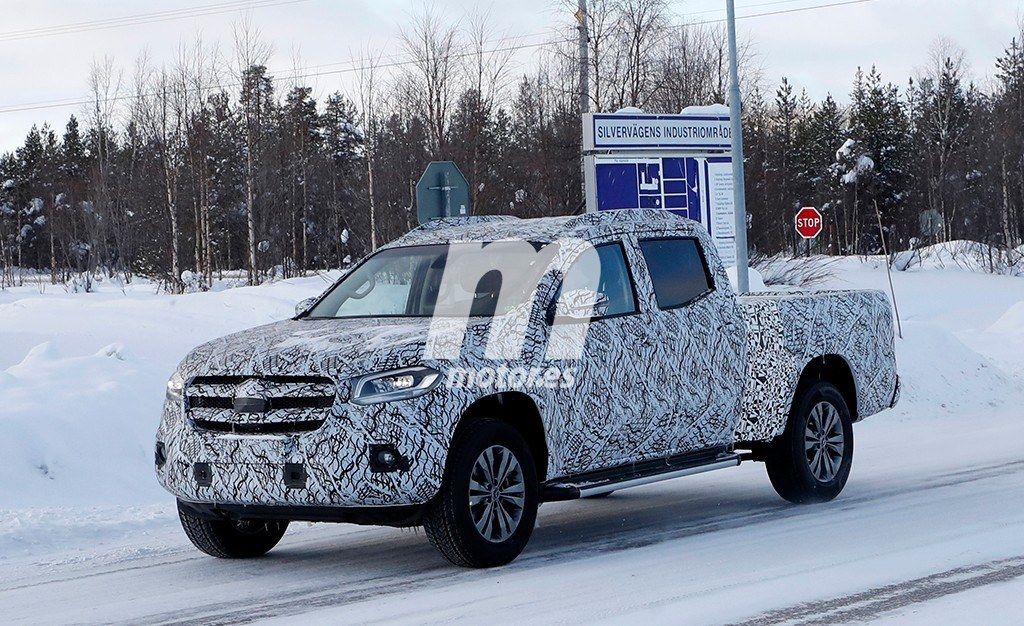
[
  {"left": 728, "top": 555, "right": 1024, "bottom": 625},
  {"left": 126, "top": 457, "right": 1024, "bottom": 625}
]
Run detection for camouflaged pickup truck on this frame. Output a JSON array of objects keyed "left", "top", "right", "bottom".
[{"left": 157, "top": 209, "right": 899, "bottom": 567}]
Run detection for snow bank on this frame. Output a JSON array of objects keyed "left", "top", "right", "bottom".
[
  {"left": 726, "top": 265, "right": 767, "bottom": 291},
  {"left": 0, "top": 274, "right": 338, "bottom": 509},
  {"left": 888, "top": 321, "right": 1024, "bottom": 419},
  {"left": 892, "top": 240, "right": 1024, "bottom": 276}
]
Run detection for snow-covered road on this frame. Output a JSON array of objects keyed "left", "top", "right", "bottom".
[
  {"left": 2, "top": 252, "right": 1024, "bottom": 624},
  {"left": 4, "top": 412, "right": 1023, "bottom": 624}
]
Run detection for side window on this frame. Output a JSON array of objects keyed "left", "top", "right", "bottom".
[
  {"left": 638, "top": 238, "right": 713, "bottom": 309},
  {"left": 593, "top": 243, "right": 637, "bottom": 316},
  {"left": 560, "top": 242, "right": 638, "bottom": 317}
]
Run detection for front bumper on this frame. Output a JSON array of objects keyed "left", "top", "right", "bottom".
[
  {"left": 155, "top": 395, "right": 454, "bottom": 508},
  {"left": 177, "top": 500, "right": 426, "bottom": 527}
]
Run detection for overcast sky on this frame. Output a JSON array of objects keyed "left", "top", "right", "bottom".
[{"left": 0, "top": 0, "right": 1020, "bottom": 152}]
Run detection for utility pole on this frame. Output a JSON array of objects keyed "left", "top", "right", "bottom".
[
  {"left": 577, "top": 0, "right": 589, "bottom": 204},
  {"left": 726, "top": 0, "right": 750, "bottom": 293}
]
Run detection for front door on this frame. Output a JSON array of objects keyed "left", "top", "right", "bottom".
[{"left": 540, "top": 238, "right": 656, "bottom": 476}]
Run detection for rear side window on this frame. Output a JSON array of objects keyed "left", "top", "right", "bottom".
[{"left": 638, "top": 238, "right": 713, "bottom": 309}]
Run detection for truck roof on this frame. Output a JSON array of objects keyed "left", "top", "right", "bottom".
[{"left": 387, "top": 209, "right": 701, "bottom": 248}]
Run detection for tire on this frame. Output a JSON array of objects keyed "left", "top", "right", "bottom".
[
  {"left": 177, "top": 501, "right": 288, "bottom": 558},
  {"left": 423, "top": 418, "right": 539, "bottom": 568},
  {"left": 765, "top": 381, "right": 854, "bottom": 504}
]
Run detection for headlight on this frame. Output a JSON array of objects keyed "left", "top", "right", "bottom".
[
  {"left": 351, "top": 366, "right": 441, "bottom": 405},
  {"left": 166, "top": 372, "right": 185, "bottom": 405}
]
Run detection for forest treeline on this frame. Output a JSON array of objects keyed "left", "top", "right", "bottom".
[{"left": 2, "top": 1, "right": 1024, "bottom": 291}]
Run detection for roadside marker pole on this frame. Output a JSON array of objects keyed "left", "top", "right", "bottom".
[
  {"left": 874, "top": 200, "right": 903, "bottom": 339},
  {"left": 726, "top": 0, "right": 750, "bottom": 293}
]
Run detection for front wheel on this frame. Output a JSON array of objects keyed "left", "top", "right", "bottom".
[
  {"left": 765, "top": 381, "right": 854, "bottom": 504},
  {"left": 177, "top": 501, "right": 288, "bottom": 558},
  {"left": 424, "top": 418, "right": 539, "bottom": 568}
]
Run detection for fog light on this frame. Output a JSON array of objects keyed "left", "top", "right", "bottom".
[
  {"left": 193, "top": 462, "right": 212, "bottom": 487},
  {"left": 369, "top": 444, "right": 409, "bottom": 473}
]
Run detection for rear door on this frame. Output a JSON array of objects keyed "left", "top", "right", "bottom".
[{"left": 631, "top": 235, "right": 746, "bottom": 454}]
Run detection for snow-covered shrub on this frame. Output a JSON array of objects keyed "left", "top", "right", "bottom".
[
  {"left": 180, "top": 270, "right": 204, "bottom": 293},
  {"left": 66, "top": 272, "right": 95, "bottom": 293},
  {"left": 751, "top": 253, "right": 839, "bottom": 288}
]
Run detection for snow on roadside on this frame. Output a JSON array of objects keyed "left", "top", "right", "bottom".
[
  {"left": 818, "top": 256, "right": 1024, "bottom": 420},
  {"left": 1, "top": 257, "right": 1023, "bottom": 562},
  {"left": 0, "top": 275, "right": 337, "bottom": 511},
  {"left": 892, "top": 240, "right": 1024, "bottom": 276}
]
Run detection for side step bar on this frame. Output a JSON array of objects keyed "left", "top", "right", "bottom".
[{"left": 542, "top": 449, "right": 741, "bottom": 502}]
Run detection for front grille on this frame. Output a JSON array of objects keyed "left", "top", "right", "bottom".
[
  {"left": 187, "top": 396, "right": 333, "bottom": 410},
  {"left": 193, "top": 419, "right": 326, "bottom": 434},
  {"left": 186, "top": 375, "right": 336, "bottom": 435}
]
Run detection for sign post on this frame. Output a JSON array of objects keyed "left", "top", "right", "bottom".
[
  {"left": 795, "top": 206, "right": 823, "bottom": 239},
  {"left": 726, "top": 0, "right": 750, "bottom": 293}
]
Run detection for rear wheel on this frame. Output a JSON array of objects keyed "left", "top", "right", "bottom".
[
  {"left": 766, "top": 382, "right": 853, "bottom": 503},
  {"left": 177, "top": 501, "right": 288, "bottom": 558},
  {"left": 424, "top": 418, "right": 539, "bottom": 568}
]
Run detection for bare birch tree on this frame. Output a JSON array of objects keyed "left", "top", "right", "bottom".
[
  {"left": 401, "top": 6, "right": 460, "bottom": 156},
  {"left": 355, "top": 44, "right": 383, "bottom": 250},
  {"left": 232, "top": 18, "right": 272, "bottom": 285}
]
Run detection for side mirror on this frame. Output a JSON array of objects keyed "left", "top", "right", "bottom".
[
  {"left": 295, "top": 297, "right": 317, "bottom": 317},
  {"left": 549, "top": 289, "right": 609, "bottom": 323}
]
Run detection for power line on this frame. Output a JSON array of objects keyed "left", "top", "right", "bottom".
[
  {"left": 686, "top": 0, "right": 877, "bottom": 26},
  {"left": 0, "top": 0, "right": 880, "bottom": 116},
  {"left": 0, "top": 0, "right": 311, "bottom": 43},
  {"left": 677, "top": 0, "right": 845, "bottom": 17},
  {"left": 0, "top": 29, "right": 561, "bottom": 115}
]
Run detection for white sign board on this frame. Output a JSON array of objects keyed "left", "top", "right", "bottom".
[
  {"left": 582, "top": 111, "right": 736, "bottom": 267},
  {"left": 585, "top": 112, "right": 732, "bottom": 151}
]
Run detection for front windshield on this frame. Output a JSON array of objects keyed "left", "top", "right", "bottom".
[{"left": 306, "top": 242, "right": 555, "bottom": 319}]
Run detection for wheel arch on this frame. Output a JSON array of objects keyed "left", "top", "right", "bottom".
[
  {"left": 795, "top": 354, "right": 858, "bottom": 420},
  {"left": 455, "top": 392, "right": 549, "bottom": 481}
]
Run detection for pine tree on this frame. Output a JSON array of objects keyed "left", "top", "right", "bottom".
[
  {"left": 321, "top": 92, "right": 364, "bottom": 267},
  {"left": 995, "top": 38, "right": 1024, "bottom": 247},
  {"left": 771, "top": 77, "right": 801, "bottom": 253},
  {"left": 844, "top": 67, "right": 910, "bottom": 252},
  {"left": 796, "top": 94, "right": 845, "bottom": 252}
]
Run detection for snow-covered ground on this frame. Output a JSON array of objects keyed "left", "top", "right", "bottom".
[{"left": 1, "top": 254, "right": 1023, "bottom": 624}]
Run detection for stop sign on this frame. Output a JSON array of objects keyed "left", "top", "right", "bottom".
[{"left": 795, "top": 207, "right": 823, "bottom": 239}]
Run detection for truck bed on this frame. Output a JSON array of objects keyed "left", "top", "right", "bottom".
[{"left": 734, "top": 289, "right": 899, "bottom": 443}]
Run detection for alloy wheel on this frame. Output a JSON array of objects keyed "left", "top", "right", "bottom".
[
  {"left": 468, "top": 445, "right": 526, "bottom": 542},
  {"left": 804, "top": 401, "right": 845, "bottom": 482}
]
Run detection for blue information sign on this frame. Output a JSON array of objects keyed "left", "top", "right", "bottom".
[
  {"left": 595, "top": 157, "right": 702, "bottom": 221},
  {"left": 592, "top": 155, "right": 737, "bottom": 266}
]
